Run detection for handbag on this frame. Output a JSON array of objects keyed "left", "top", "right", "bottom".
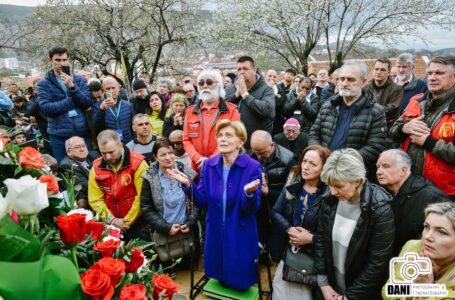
[
  {"left": 152, "top": 230, "right": 194, "bottom": 262},
  {"left": 282, "top": 245, "right": 317, "bottom": 285},
  {"left": 282, "top": 193, "right": 317, "bottom": 285},
  {"left": 151, "top": 184, "right": 195, "bottom": 262}
]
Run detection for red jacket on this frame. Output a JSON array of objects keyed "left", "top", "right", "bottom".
[
  {"left": 183, "top": 98, "right": 240, "bottom": 170},
  {"left": 92, "top": 149, "right": 145, "bottom": 218},
  {"left": 401, "top": 95, "right": 455, "bottom": 195}
]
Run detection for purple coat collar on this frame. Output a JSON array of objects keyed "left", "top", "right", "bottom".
[{"left": 208, "top": 152, "right": 250, "bottom": 169}]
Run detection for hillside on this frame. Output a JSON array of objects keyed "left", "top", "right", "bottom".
[{"left": 0, "top": 4, "right": 35, "bottom": 23}]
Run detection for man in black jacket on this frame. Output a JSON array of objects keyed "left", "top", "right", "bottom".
[
  {"left": 250, "top": 130, "right": 296, "bottom": 260},
  {"left": 309, "top": 60, "right": 388, "bottom": 179},
  {"left": 273, "top": 117, "right": 308, "bottom": 160},
  {"left": 226, "top": 56, "right": 275, "bottom": 148},
  {"left": 364, "top": 58, "right": 404, "bottom": 129},
  {"left": 376, "top": 149, "right": 448, "bottom": 255},
  {"left": 60, "top": 136, "right": 98, "bottom": 208},
  {"left": 131, "top": 79, "right": 149, "bottom": 114}
]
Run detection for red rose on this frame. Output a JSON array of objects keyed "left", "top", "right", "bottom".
[
  {"left": 125, "top": 248, "right": 144, "bottom": 273},
  {"left": 56, "top": 214, "right": 87, "bottom": 246},
  {"left": 107, "top": 227, "right": 122, "bottom": 239},
  {"left": 86, "top": 220, "right": 105, "bottom": 241},
  {"left": 39, "top": 174, "right": 59, "bottom": 194},
  {"left": 152, "top": 274, "right": 181, "bottom": 299},
  {"left": 81, "top": 268, "right": 114, "bottom": 300},
  {"left": 93, "top": 239, "right": 121, "bottom": 257},
  {"left": 93, "top": 257, "right": 126, "bottom": 287},
  {"left": 18, "top": 146, "right": 45, "bottom": 169},
  {"left": 119, "top": 284, "right": 147, "bottom": 300}
]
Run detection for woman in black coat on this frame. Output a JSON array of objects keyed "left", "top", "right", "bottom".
[
  {"left": 314, "top": 148, "right": 395, "bottom": 300},
  {"left": 271, "top": 145, "right": 331, "bottom": 299}
]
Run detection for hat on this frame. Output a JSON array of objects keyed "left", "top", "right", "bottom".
[
  {"left": 283, "top": 118, "right": 300, "bottom": 128},
  {"left": 132, "top": 79, "right": 147, "bottom": 91},
  {"left": 11, "top": 129, "right": 26, "bottom": 139}
]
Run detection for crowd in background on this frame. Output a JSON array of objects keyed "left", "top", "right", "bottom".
[{"left": 0, "top": 46, "right": 454, "bottom": 300}]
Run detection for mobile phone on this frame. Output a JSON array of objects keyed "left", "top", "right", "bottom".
[
  {"left": 105, "top": 91, "right": 113, "bottom": 100},
  {"left": 61, "top": 65, "right": 71, "bottom": 76}
]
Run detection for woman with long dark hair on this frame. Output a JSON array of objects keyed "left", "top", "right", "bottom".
[{"left": 146, "top": 91, "right": 170, "bottom": 137}]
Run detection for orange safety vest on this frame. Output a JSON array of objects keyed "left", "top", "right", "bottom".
[
  {"left": 93, "top": 150, "right": 145, "bottom": 218},
  {"left": 401, "top": 95, "right": 455, "bottom": 195}
]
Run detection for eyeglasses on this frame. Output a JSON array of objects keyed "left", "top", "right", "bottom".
[
  {"left": 184, "top": 90, "right": 193, "bottom": 94},
  {"left": 198, "top": 79, "right": 216, "bottom": 87},
  {"left": 170, "top": 141, "right": 183, "bottom": 147},
  {"left": 69, "top": 144, "right": 87, "bottom": 150}
]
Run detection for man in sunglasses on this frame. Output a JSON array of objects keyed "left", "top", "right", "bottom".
[
  {"left": 183, "top": 69, "right": 240, "bottom": 171},
  {"left": 183, "top": 82, "right": 198, "bottom": 105},
  {"left": 226, "top": 56, "right": 275, "bottom": 149},
  {"left": 169, "top": 129, "right": 191, "bottom": 170}
]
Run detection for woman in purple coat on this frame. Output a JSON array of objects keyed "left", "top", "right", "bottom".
[{"left": 170, "top": 119, "right": 262, "bottom": 291}]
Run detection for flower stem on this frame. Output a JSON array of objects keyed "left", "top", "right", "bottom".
[{"left": 71, "top": 245, "right": 79, "bottom": 271}]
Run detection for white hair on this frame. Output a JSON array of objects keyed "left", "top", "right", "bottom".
[
  {"left": 340, "top": 60, "right": 369, "bottom": 80},
  {"left": 381, "top": 149, "right": 412, "bottom": 175},
  {"left": 321, "top": 148, "right": 366, "bottom": 193},
  {"left": 197, "top": 69, "right": 226, "bottom": 99}
]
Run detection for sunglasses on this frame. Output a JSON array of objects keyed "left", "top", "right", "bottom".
[
  {"left": 170, "top": 141, "right": 183, "bottom": 146},
  {"left": 198, "top": 79, "right": 216, "bottom": 87}
]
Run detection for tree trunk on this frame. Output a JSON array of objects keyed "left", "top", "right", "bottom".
[{"left": 329, "top": 51, "right": 343, "bottom": 74}]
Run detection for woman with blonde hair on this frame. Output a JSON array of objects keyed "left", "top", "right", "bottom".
[
  {"left": 170, "top": 119, "right": 262, "bottom": 291},
  {"left": 163, "top": 93, "right": 188, "bottom": 137},
  {"left": 314, "top": 148, "right": 395, "bottom": 300},
  {"left": 384, "top": 201, "right": 455, "bottom": 299}
]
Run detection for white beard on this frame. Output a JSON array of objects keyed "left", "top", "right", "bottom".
[
  {"left": 397, "top": 74, "right": 407, "bottom": 81},
  {"left": 200, "top": 88, "right": 220, "bottom": 103},
  {"left": 339, "top": 89, "right": 356, "bottom": 97}
]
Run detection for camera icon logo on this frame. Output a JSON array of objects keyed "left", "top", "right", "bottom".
[{"left": 390, "top": 253, "right": 432, "bottom": 283}]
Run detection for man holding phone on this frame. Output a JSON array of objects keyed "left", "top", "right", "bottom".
[
  {"left": 38, "top": 46, "right": 93, "bottom": 162},
  {"left": 92, "top": 76, "right": 135, "bottom": 144}
]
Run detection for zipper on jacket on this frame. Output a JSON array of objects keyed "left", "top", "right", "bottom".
[{"left": 114, "top": 172, "right": 120, "bottom": 217}]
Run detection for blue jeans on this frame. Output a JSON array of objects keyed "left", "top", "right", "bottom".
[{"left": 49, "top": 135, "right": 92, "bottom": 163}]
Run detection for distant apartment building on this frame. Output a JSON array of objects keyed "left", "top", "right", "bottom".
[{"left": 1, "top": 58, "right": 20, "bottom": 69}]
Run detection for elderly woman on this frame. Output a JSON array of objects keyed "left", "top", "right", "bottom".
[
  {"left": 271, "top": 145, "right": 331, "bottom": 299},
  {"left": 170, "top": 120, "right": 262, "bottom": 291},
  {"left": 157, "top": 78, "right": 173, "bottom": 107},
  {"left": 314, "top": 148, "right": 395, "bottom": 300},
  {"left": 140, "top": 138, "right": 198, "bottom": 260},
  {"left": 384, "top": 202, "right": 455, "bottom": 299},
  {"left": 147, "top": 91, "right": 170, "bottom": 137},
  {"left": 162, "top": 93, "right": 187, "bottom": 138}
]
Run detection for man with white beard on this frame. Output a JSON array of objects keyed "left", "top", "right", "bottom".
[
  {"left": 395, "top": 53, "right": 428, "bottom": 113},
  {"left": 309, "top": 60, "right": 388, "bottom": 179},
  {"left": 183, "top": 69, "right": 240, "bottom": 171}
]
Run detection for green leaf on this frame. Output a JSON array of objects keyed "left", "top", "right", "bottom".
[
  {"left": 0, "top": 217, "right": 41, "bottom": 262},
  {"left": 0, "top": 235, "right": 30, "bottom": 261},
  {"left": 0, "top": 155, "right": 14, "bottom": 165},
  {"left": 14, "top": 165, "right": 23, "bottom": 176}
]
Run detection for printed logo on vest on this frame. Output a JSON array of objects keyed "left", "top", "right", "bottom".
[
  {"left": 121, "top": 174, "right": 132, "bottom": 186},
  {"left": 438, "top": 122, "right": 454, "bottom": 139}
]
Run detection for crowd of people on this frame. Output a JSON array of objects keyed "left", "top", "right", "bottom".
[{"left": 1, "top": 46, "right": 454, "bottom": 299}]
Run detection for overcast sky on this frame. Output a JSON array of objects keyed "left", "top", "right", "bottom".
[{"left": 1, "top": 0, "right": 454, "bottom": 50}]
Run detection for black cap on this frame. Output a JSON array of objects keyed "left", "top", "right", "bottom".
[{"left": 132, "top": 79, "right": 147, "bottom": 91}]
